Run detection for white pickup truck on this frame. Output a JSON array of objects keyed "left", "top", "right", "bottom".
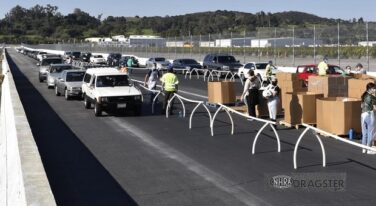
[{"left": 81, "top": 68, "right": 143, "bottom": 116}]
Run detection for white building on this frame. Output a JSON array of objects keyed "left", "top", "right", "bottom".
[
  {"left": 112, "top": 35, "right": 127, "bottom": 42},
  {"left": 250, "top": 37, "right": 321, "bottom": 48},
  {"left": 85, "top": 37, "right": 103, "bottom": 43},
  {"left": 128, "top": 35, "right": 166, "bottom": 47},
  {"left": 358, "top": 41, "right": 376, "bottom": 47},
  {"left": 199, "top": 41, "right": 215, "bottom": 47},
  {"left": 166, "top": 41, "right": 185, "bottom": 47},
  {"left": 215, "top": 38, "right": 253, "bottom": 47}
]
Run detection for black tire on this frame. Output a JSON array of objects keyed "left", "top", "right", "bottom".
[
  {"left": 55, "top": 86, "right": 60, "bottom": 96},
  {"left": 64, "top": 89, "right": 70, "bottom": 100},
  {"left": 134, "top": 105, "right": 142, "bottom": 116},
  {"left": 94, "top": 101, "right": 102, "bottom": 116},
  {"left": 84, "top": 94, "right": 91, "bottom": 109},
  {"left": 39, "top": 77, "right": 43, "bottom": 83}
]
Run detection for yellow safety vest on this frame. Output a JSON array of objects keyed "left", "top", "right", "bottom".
[
  {"left": 318, "top": 61, "right": 328, "bottom": 76},
  {"left": 161, "top": 73, "right": 179, "bottom": 92}
]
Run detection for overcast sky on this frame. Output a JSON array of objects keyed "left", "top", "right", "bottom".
[{"left": 1, "top": 0, "right": 375, "bottom": 21}]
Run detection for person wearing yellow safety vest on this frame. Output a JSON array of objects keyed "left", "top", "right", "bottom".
[
  {"left": 264, "top": 60, "right": 273, "bottom": 81},
  {"left": 318, "top": 57, "right": 329, "bottom": 76},
  {"left": 160, "top": 67, "right": 179, "bottom": 114}
]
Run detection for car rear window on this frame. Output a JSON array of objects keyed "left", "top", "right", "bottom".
[
  {"left": 66, "top": 72, "right": 85, "bottom": 82},
  {"left": 255, "top": 63, "right": 268, "bottom": 69},
  {"left": 181, "top": 59, "right": 198, "bottom": 64},
  {"left": 42, "top": 58, "right": 63, "bottom": 66},
  {"left": 155, "top": 58, "right": 166, "bottom": 62},
  {"left": 51, "top": 65, "right": 73, "bottom": 73},
  {"left": 217, "top": 56, "right": 236, "bottom": 63}
]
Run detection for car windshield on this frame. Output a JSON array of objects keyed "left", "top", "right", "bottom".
[
  {"left": 94, "top": 55, "right": 103, "bottom": 58},
  {"left": 39, "top": 52, "right": 47, "bottom": 55},
  {"left": 155, "top": 58, "right": 166, "bottom": 62},
  {"left": 66, "top": 72, "right": 85, "bottom": 82},
  {"left": 244, "top": 63, "right": 255, "bottom": 69},
  {"left": 217, "top": 56, "right": 236, "bottom": 63},
  {"left": 50, "top": 66, "right": 72, "bottom": 73},
  {"left": 255, "top": 63, "right": 268, "bottom": 69},
  {"left": 112, "top": 54, "right": 122, "bottom": 58},
  {"left": 42, "top": 59, "right": 63, "bottom": 66},
  {"left": 181, "top": 59, "right": 198, "bottom": 64},
  {"left": 72, "top": 52, "right": 81, "bottom": 58},
  {"left": 96, "top": 75, "right": 129, "bottom": 87}
]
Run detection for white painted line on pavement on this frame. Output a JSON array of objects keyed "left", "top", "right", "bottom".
[{"left": 109, "top": 117, "right": 271, "bottom": 206}]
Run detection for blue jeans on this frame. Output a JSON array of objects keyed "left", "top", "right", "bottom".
[{"left": 361, "top": 111, "right": 375, "bottom": 147}]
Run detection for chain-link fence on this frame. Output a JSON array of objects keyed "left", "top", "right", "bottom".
[{"left": 24, "top": 23, "right": 376, "bottom": 70}]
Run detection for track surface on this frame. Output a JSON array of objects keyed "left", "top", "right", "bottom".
[{"left": 7, "top": 49, "right": 376, "bottom": 206}]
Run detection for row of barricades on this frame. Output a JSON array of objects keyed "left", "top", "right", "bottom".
[
  {"left": 182, "top": 68, "right": 244, "bottom": 84},
  {"left": 135, "top": 80, "right": 376, "bottom": 170}
]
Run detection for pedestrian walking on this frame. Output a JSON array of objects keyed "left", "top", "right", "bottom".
[
  {"left": 144, "top": 63, "right": 161, "bottom": 102},
  {"left": 240, "top": 70, "right": 260, "bottom": 117},
  {"left": 263, "top": 76, "right": 280, "bottom": 122},
  {"left": 160, "top": 67, "right": 179, "bottom": 115}
]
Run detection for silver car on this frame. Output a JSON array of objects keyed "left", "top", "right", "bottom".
[
  {"left": 38, "top": 57, "right": 64, "bottom": 82},
  {"left": 145, "top": 57, "right": 171, "bottom": 71},
  {"left": 46, "top": 64, "right": 74, "bottom": 88},
  {"left": 54, "top": 70, "right": 85, "bottom": 100}
]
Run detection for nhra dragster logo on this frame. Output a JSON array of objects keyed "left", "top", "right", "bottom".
[{"left": 270, "top": 175, "right": 292, "bottom": 189}]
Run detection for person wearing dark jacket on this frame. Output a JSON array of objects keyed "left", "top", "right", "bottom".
[
  {"left": 361, "top": 83, "right": 376, "bottom": 154},
  {"left": 240, "top": 70, "right": 260, "bottom": 117}
]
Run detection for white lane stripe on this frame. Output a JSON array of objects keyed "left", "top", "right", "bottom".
[
  {"left": 109, "top": 117, "right": 271, "bottom": 206},
  {"left": 131, "top": 78, "right": 208, "bottom": 100}
]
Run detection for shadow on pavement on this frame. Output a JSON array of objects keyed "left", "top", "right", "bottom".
[{"left": 7, "top": 53, "right": 138, "bottom": 205}]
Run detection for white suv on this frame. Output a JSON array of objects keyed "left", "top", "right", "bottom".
[
  {"left": 237, "top": 62, "right": 279, "bottom": 81},
  {"left": 82, "top": 68, "right": 143, "bottom": 116}
]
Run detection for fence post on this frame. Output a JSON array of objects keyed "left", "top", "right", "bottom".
[
  {"left": 292, "top": 26, "right": 295, "bottom": 67},
  {"left": 274, "top": 27, "right": 277, "bottom": 65},
  {"left": 337, "top": 22, "right": 340, "bottom": 66},
  {"left": 366, "top": 22, "right": 370, "bottom": 71},
  {"left": 314, "top": 25, "right": 316, "bottom": 64},
  {"left": 243, "top": 30, "right": 246, "bottom": 64}
]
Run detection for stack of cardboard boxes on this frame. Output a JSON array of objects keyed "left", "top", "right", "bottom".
[
  {"left": 308, "top": 76, "right": 351, "bottom": 97},
  {"left": 283, "top": 92, "right": 324, "bottom": 126},
  {"left": 208, "top": 81, "right": 236, "bottom": 104},
  {"left": 348, "top": 77, "right": 376, "bottom": 99},
  {"left": 276, "top": 72, "right": 307, "bottom": 110},
  {"left": 316, "top": 97, "right": 361, "bottom": 135}
]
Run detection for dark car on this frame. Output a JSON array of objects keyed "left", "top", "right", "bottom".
[
  {"left": 119, "top": 56, "right": 139, "bottom": 67},
  {"left": 203, "top": 54, "right": 242, "bottom": 71},
  {"left": 172, "top": 58, "right": 202, "bottom": 72},
  {"left": 80, "top": 52, "right": 92, "bottom": 62},
  {"left": 107, "top": 53, "right": 122, "bottom": 66},
  {"left": 71, "top": 51, "right": 81, "bottom": 60},
  {"left": 296, "top": 64, "right": 345, "bottom": 85}
]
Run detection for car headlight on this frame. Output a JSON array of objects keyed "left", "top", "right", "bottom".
[
  {"left": 101, "top": 97, "right": 108, "bottom": 102},
  {"left": 134, "top": 95, "right": 141, "bottom": 101}
]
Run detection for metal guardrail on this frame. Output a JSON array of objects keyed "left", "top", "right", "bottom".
[{"left": 211, "top": 103, "right": 281, "bottom": 154}]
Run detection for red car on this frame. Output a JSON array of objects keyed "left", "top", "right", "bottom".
[{"left": 296, "top": 64, "right": 345, "bottom": 85}]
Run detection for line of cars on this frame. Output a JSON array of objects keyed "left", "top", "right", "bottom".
[{"left": 19, "top": 49, "right": 144, "bottom": 117}]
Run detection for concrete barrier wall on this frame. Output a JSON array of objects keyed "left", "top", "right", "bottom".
[{"left": 0, "top": 49, "right": 56, "bottom": 206}]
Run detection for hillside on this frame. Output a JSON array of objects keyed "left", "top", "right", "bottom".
[{"left": 0, "top": 5, "right": 366, "bottom": 44}]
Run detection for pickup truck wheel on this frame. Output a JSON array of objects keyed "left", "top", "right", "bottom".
[
  {"left": 94, "top": 102, "right": 102, "bottom": 116},
  {"left": 64, "top": 89, "right": 70, "bottom": 100},
  {"left": 134, "top": 105, "right": 142, "bottom": 116},
  {"left": 84, "top": 95, "right": 91, "bottom": 109},
  {"left": 55, "top": 86, "right": 60, "bottom": 96}
]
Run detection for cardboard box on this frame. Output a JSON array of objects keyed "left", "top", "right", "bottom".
[
  {"left": 308, "top": 76, "right": 351, "bottom": 97},
  {"left": 208, "top": 81, "right": 236, "bottom": 104},
  {"left": 316, "top": 97, "right": 361, "bottom": 135},
  {"left": 348, "top": 78, "right": 376, "bottom": 99},
  {"left": 284, "top": 92, "right": 324, "bottom": 125}
]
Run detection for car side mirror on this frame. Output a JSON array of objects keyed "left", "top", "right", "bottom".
[{"left": 36, "top": 63, "right": 40, "bottom": 66}]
